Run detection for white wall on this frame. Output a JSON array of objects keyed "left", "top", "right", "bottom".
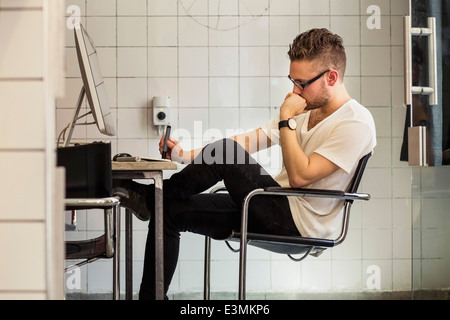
[
  {"left": 0, "top": 0, "right": 65, "bottom": 299},
  {"left": 411, "top": 166, "right": 450, "bottom": 295},
  {"left": 59, "top": 0, "right": 416, "bottom": 298}
]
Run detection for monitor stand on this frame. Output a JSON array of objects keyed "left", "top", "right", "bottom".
[{"left": 63, "top": 87, "right": 86, "bottom": 147}]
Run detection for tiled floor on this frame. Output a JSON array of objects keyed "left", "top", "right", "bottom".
[{"left": 66, "top": 290, "right": 450, "bottom": 300}]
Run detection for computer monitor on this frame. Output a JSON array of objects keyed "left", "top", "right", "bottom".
[{"left": 62, "top": 23, "right": 115, "bottom": 147}]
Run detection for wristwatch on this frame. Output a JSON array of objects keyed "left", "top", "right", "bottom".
[{"left": 278, "top": 118, "right": 297, "bottom": 130}]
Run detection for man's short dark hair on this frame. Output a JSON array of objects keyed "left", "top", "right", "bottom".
[{"left": 288, "top": 28, "right": 347, "bottom": 78}]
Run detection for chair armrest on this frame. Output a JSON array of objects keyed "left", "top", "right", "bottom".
[
  {"left": 211, "top": 185, "right": 370, "bottom": 201},
  {"left": 263, "top": 186, "right": 370, "bottom": 201},
  {"left": 65, "top": 196, "right": 120, "bottom": 209}
]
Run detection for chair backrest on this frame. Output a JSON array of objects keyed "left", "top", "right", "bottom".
[
  {"left": 57, "top": 142, "right": 112, "bottom": 198},
  {"left": 346, "top": 152, "right": 372, "bottom": 196}
]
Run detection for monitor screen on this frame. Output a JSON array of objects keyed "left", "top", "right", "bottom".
[{"left": 74, "top": 23, "right": 115, "bottom": 137}]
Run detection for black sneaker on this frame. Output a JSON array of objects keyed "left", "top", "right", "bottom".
[{"left": 113, "top": 180, "right": 152, "bottom": 221}]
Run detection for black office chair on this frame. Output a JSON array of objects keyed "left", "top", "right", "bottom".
[
  {"left": 58, "top": 142, "right": 123, "bottom": 300},
  {"left": 203, "top": 152, "right": 372, "bottom": 300}
]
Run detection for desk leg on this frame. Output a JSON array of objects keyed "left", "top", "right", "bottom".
[
  {"left": 126, "top": 209, "right": 133, "bottom": 300},
  {"left": 112, "top": 170, "right": 165, "bottom": 300},
  {"left": 113, "top": 206, "right": 120, "bottom": 300},
  {"left": 154, "top": 171, "right": 164, "bottom": 300}
]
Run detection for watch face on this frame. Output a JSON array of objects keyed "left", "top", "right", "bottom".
[{"left": 288, "top": 118, "right": 297, "bottom": 130}]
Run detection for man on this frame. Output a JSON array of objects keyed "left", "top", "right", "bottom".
[{"left": 117, "top": 28, "right": 376, "bottom": 299}]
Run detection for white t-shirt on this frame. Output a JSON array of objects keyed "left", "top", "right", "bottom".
[{"left": 261, "top": 99, "right": 376, "bottom": 238}]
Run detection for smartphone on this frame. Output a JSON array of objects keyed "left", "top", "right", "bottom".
[{"left": 161, "top": 125, "right": 171, "bottom": 159}]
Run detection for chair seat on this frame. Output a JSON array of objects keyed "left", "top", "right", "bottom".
[
  {"left": 65, "top": 234, "right": 112, "bottom": 260},
  {"left": 227, "top": 231, "right": 333, "bottom": 255}
]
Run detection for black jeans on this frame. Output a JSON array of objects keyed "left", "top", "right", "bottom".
[{"left": 138, "top": 138, "right": 300, "bottom": 300}]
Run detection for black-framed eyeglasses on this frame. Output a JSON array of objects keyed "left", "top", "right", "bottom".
[{"left": 287, "top": 69, "right": 330, "bottom": 91}]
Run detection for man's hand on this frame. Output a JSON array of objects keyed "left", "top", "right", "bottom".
[
  {"left": 159, "top": 136, "right": 197, "bottom": 164},
  {"left": 280, "top": 92, "right": 308, "bottom": 119},
  {"left": 159, "top": 136, "right": 180, "bottom": 160}
]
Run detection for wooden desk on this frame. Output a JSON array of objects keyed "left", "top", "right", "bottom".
[{"left": 112, "top": 161, "right": 177, "bottom": 300}]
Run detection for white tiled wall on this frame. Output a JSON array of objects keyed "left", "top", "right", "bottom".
[
  {"left": 411, "top": 167, "right": 450, "bottom": 293},
  {"left": 0, "top": 0, "right": 65, "bottom": 299},
  {"left": 58, "top": 0, "right": 422, "bottom": 298}
]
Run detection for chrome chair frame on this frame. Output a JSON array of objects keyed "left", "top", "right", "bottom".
[
  {"left": 64, "top": 196, "right": 121, "bottom": 300},
  {"left": 204, "top": 152, "right": 372, "bottom": 300}
]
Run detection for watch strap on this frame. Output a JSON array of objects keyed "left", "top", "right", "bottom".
[{"left": 278, "top": 120, "right": 289, "bottom": 130}]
